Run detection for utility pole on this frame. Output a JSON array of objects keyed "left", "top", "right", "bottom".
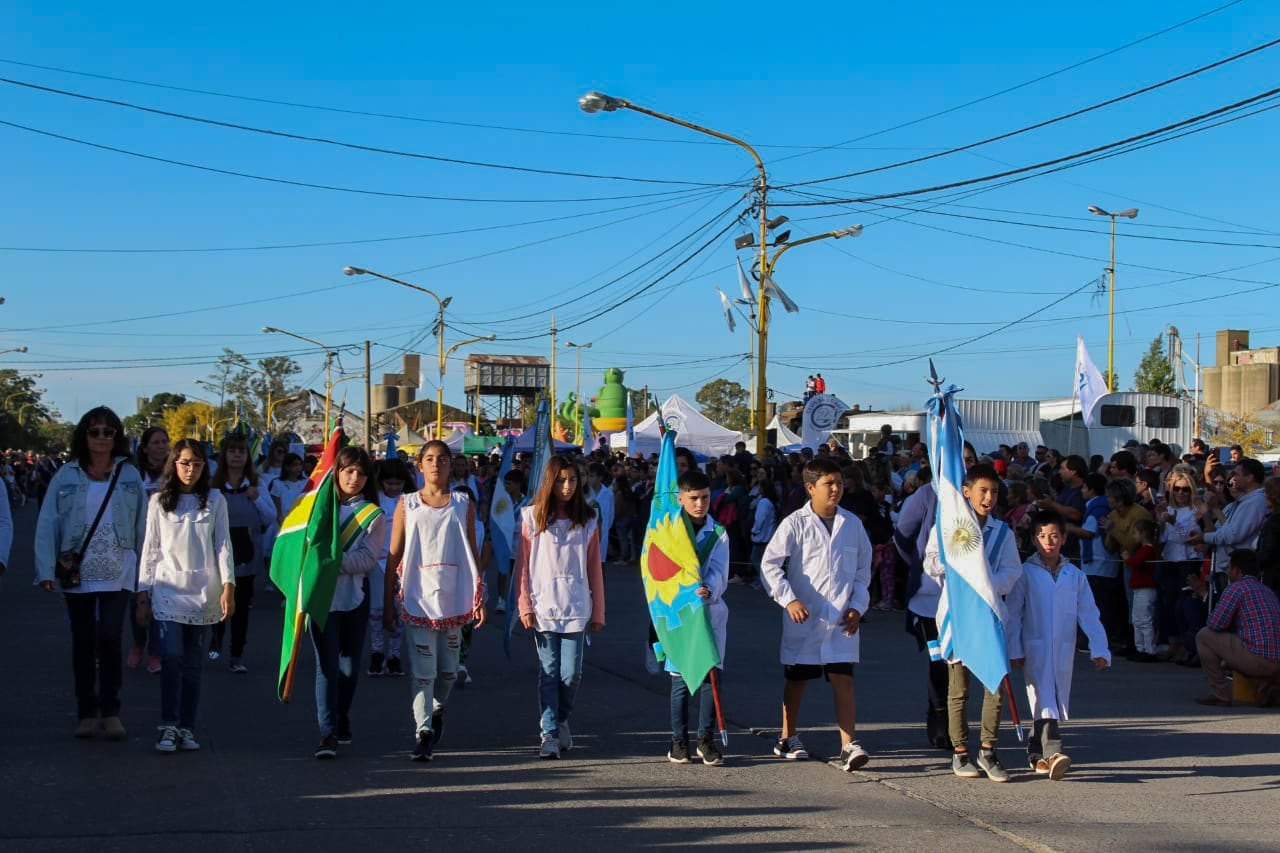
[
  {"left": 364, "top": 340, "right": 372, "bottom": 451},
  {"left": 550, "top": 314, "right": 558, "bottom": 408}
]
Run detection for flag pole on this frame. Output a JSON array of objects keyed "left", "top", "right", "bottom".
[
  {"left": 1002, "top": 675, "right": 1025, "bottom": 742},
  {"left": 709, "top": 669, "right": 728, "bottom": 746},
  {"left": 280, "top": 609, "right": 308, "bottom": 703}
]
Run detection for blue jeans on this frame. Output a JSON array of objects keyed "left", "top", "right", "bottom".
[
  {"left": 534, "top": 631, "right": 585, "bottom": 739},
  {"left": 155, "top": 621, "right": 210, "bottom": 730},
  {"left": 405, "top": 624, "right": 461, "bottom": 734},
  {"left": 310, "top": 595, "right": 370, "bottom": 738},
  {"left": 670, "top": 673, "right": 714, "bottom": 741}
]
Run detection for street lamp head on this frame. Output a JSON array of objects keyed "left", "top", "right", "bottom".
[
  {"left": 579, "top": 91, "right": 624, "bottom": 114},
  {"left": 342, "top": 266, "right": 367, "bottom": 276},
  {"left": 484, "top": 335, "right": 497, "bottom": 342},
  {"left": 14, "top": 346, "right": 27, "bottom": 353},
  {"left": 833, "top": 224, "right": 864, "bottom": 239},
  {"left": 733, "top": 233, "right": 756, "bottom": 250},
  {"left": 262, "top": 326, "right": 279, "bottom": 334},
  {"left": 1087, "top": 205, "right": 1108, "bottom": 217},
  {"left": 766, "top": 215, "right": 790, "bottom": 230},
  {"left": 1116, "top": 208, "right": 1139, "bottom": 219},
  {"left": 441, "top": 296, "right": 453, "bottom": 310}
]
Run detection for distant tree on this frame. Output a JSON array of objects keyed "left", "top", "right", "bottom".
[
  {"left": 163, "top": 402, "right": 216, "bottom": 442},
  {"left": 229, "top": 354, "right": 303, "bottom": 430},
  {"left": 0, "top": 369, "right": 57, "bottom": 450},
  {"left": 1133, "top": 335, "right": 1176, "bottom": 395},
  {"left": 1213, "top": 416, "right": 1268, "bottom": 457},
  {"left": 696, "top": 379, "right": 750, "bottom": 432}
]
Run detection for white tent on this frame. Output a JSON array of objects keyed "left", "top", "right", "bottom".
[
  {"left": 610, "top": 393, "right": 744, "bottom": 458},
  {"left": 768, "top": 413, "right": 803, "bottom": 450}
]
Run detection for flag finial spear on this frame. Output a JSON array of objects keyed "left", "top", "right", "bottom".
[{"left": 926, "top": 359, "right": 945, "bottom": 394}]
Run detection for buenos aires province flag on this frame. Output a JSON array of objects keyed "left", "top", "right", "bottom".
[
  {"left": 640, "top": 430, "right": 720, "bottom": 691},
  {"left": 926, "top": 383, "right": 1010, "bottom": 695}
]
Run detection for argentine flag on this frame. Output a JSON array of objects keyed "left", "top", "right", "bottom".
[{"left": 925, "top": 383, "right": 1010, "bottom": 695}]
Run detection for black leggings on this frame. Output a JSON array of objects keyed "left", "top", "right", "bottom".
[{"left": 211, "top": 575, "right": 255, "bottom": 658}]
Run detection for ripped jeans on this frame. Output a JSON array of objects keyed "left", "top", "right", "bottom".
[
  {"left": 310, "top": 595, "right": 370, "bottom": 738},
  {"left": 404, "top": 624, "right": 461, "bottom": 736}
]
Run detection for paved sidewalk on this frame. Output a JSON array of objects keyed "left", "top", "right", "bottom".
[{"left": 2, "top": 502, "right": 1277, "bottom": 851}]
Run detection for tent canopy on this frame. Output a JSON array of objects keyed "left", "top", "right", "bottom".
[
  {"left": 768, "top": 413, "right": 803, "bottom": 451},
  {"left": 610, "top": 393, "right": 744, "bottom": 458}
]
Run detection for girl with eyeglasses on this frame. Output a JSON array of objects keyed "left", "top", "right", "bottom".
[
  {"left": 35, "top": 406, "right": 148, "bottom": 741},
  {"left": 207, "top": 433, "right": 276, "bottom": 672},
  {"left": 135, "top": 439, "right": 234, "bottom": 753}
]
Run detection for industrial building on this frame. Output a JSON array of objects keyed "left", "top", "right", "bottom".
[{"left": 1203, "top": 328, "right": 1280, "bottom": 418}]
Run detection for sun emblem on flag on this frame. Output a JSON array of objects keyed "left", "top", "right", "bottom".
[{"left": 946, "top": 515, "right": 983, "bottom": 557}]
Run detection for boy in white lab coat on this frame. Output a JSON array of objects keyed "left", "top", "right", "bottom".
[
  {"left": 760, "top": 458, "right": 873, "bottom": 773},
  {"left": 924, "top": 463, "right": 1023, "bottom": 783},
  {"left": 1006, "top": 510, "right": 1110, "bottom": 780}
]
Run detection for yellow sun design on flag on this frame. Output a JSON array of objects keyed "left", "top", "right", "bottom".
[{"left": 642, "top": 514, "right": 702, "bottom": 606}]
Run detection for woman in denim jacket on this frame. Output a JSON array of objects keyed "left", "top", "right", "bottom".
[{"left": 35, "top": 406, "right": 147, "bottom": 741}]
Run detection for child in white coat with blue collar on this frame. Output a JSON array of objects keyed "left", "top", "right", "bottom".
[
  {"left": 1006, "top": 510, "right": 1111, "bottom": 780},
  {"left": 760, "top": 457, "right": 872, "bottom": 773}
]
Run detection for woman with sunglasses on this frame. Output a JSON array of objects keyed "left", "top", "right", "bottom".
[
  {"left": 35, "top": 406, "right": 148, "bottom": 741},
  {"left": 1157, "top": 464, "right": 1203, "bottom": 655}
]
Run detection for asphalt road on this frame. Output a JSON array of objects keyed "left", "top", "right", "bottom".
[{"left": 2, "top": 501, "right": 1277, "bottom": 852}]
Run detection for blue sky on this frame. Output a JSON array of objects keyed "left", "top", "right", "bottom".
[{"left": 2, "top": 1, "right": 1278, "bottom": 425}]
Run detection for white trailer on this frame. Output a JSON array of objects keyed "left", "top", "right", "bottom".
[{"left": 1039, "top": 392, "right": 1195, "bottom": 458}]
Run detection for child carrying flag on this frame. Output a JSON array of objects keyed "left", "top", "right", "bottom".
[
  {"left": 664, "top": 470, "right": 729, "bottom": 767},
  {"left": 760, "top": 457, "right": 872, "bottom": 772},
  {"left": 1006, "top": 510, "right": 1110, "bottom": 779}
]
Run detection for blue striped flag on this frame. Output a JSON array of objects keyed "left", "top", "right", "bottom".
[
  {"left": 506, "top": 397, "right": 552, "bottom": 657},
  {"left": 925, "top": 381, "right": 1010, "bottom": 694}
]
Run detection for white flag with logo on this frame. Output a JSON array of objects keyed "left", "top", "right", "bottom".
[
  {"left": 801, "top": 393, "right": 847, "bottom": 450},
  {"left": 1075, "top": 336, "right": 1108, "bottom": 428}
]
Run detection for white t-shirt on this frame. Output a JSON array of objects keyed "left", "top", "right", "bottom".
[{"left": 77, "top": 479, "right": 137, "bottom": 593}]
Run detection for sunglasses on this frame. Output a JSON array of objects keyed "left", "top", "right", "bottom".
[
  {"left": 1212, "top": 480, "right": 1226, "bottom": 487},
  {"left": 1170, "top": 486, "right": 1191, "bottom": 493},
  {"left": 87, "top": 427, "right": 117, "bottom": 439}
]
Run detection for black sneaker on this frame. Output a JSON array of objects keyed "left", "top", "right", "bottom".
[
  {"left": 431, "top": 710, "right": 444, "bottom": 745},
  {"left": 368, "top": 652, "right": 385, "bottom": 677},
  {"left": 411, "top": 731, "right": 433, "bottom": 762},
  {"left": 696, "top": 735, "right": 724, "bottom": 767},
  {"left": 337, "top": 721, "right": 352, "bottom": 746},
  {"left": 667, "top": 738, "right": 692, "bottom": 764},
  {"left": 386, "top": 657, "right": 404, "bottom": 677},
  {"left": 314, "top": 734, "right": 338, "bottom": 760}
]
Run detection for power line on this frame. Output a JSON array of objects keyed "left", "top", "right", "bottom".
[
  {"left": 765, "top": 0, "right": 1250, "bottom": 166},
  {"left": 0, "top": 190, "right": 718, "bottom": 253},
  {"left": 0, "top": 76, "right": 743, "bottom": 188},
  {"left": 0, "top": 118, "right": 710, "bottom": 205},
  {"left": 778, "top": 35, "right": 1280, "bottom": 189},
  {"left": 773, "top": 87, "right": 1280, "bottom": 207}
]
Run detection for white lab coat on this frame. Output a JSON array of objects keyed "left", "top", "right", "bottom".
[
  {"left": 760, "top": 503, "right": 872, "bottom": 665},
  {"left": 1006, "top": 554, "right": 1111, "bottom": 720}
]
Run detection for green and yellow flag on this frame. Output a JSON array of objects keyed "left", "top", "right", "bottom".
[{"left": 268, "top": 419, "right": 344, "bottom": 702}]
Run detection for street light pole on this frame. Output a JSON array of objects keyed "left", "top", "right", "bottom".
[
  {"left": 343, "top": 266, "right": 452, "bottom": 439},
  {"left": 1087, "top": 205, "right": 1139, "bottom": 392},
  {"left": 263, "top": 327, "right": 334, "bottom": 436},
  {"left": 442, "top": 334, "right": 495, "bottom": 438},
  {"left": 565, "top": 341, "right": 592, "bottom": 438},
  {"left": 580, "top": 91, "right": 861, "bottom": 455}
]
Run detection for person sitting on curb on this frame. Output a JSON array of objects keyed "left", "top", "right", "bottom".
[{"left": 1194, "top": 549, "right": 1280, "bottom": 708}]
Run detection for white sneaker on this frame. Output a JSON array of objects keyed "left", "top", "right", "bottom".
[
  {"left": 539, "top": 735, "right": 561, "bottom": 759},
  {"left": 839, "top": 741, "right": 869, "bottom": 772},
  {"left": 494, "top": 598, "right": 506, "bottom": 614},
  {"left": 155, "top": 726, "right": 178, "bottom": 753},
  {"left": 558, "top": 721, "right": 572, "bottom": 752},
  {"left": 177, "top": 728, "right": 200, "bottom": 751},
  {"left": 773, "top": 734, "right": 809, "bottom": 760}
]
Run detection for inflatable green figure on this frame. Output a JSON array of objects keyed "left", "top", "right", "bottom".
[
  {"left": 591, "top": 367, "right": 628, "bottom": 433},
  {"left": 556, "top": 392, "right": 600, "bottom": 444}
]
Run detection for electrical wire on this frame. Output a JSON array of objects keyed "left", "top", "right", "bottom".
[
  {"left": 0, "top": 76, "right": 742, "bottom": 188},
  {"left": 765, "top": 0, "right": 1250, "bottom": 166},
  {"left": 772, "top": 87, "right": 1280, "bottom": 207},
  {"left": 778, "top": 35, "right": 1280, "bottom": 189},
  {"left": 0, "top": 118, "right": 713, "bottom": 205},
  {"left": 0, "top": 190, "right": 720, "bottom": 253}
]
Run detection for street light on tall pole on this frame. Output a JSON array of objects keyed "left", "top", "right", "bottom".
[
  {"left": 1087, "top": 205, "right": 1139, "bottom": 392},
  {"left": 344, "top": 266, "right": 453, "bottom": 439},
  {"left": 565, "top": 341, "right": 592, "bottom": 432},
  {"left": 580, "top": 90, "right": 860, "bottom": 454},
  {"left": 0, "top": 346, "right": 28, "bottom": 356},
  {"left": 263, "top": 327, "right": 335, "bottom": 434}
]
